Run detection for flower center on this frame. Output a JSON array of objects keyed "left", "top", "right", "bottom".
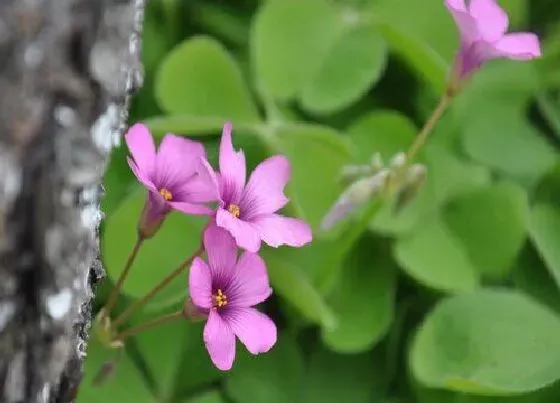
[
  {"left": 159, "top": 188, "right": 173, "bottom": 201},
  {"left": 213, "top": 289, "right": 228, "bottom": 308},
  {"left": 227, "top": 203, "right": 240, "bottom": 218}
]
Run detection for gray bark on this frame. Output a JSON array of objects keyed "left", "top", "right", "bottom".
[{"left": 0, "top": 0, "right": 146, "bottom": 401}]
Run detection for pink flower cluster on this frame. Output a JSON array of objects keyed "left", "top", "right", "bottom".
[
  {"left": 445, "top": 0, "right": 540, "bottom": 81},
  {"left": 125, "top": 122, "right": 312, "bottom": 370}
]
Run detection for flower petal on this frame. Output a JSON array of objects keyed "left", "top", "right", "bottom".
[
  {"left": 469, "top": 0, "right": 508, "bottom": 42},
  {"left": 155, "top": 134, "right": 206, "bottom": 189},
  {"left": 203, "top": 224, "right": 238, "bottom": 284},
  {"left": 216, "top": 209, "right": 262, "bottom": 252},
  {"left": 227, "top": 252, "right": 272, "bottom": 308},
  {"left": 127, "top": 157, "right": 157, "bottom": 192},
  {"left": 494, "top": 33, "right": 541, "bottom": 60},
  {"left": 241, "top": 155, "right": 290, "bottom": 219},
  {"left": 203, "top": 310, "right": 236, "bottom": 371},
  {"left": 174, "top": 175, "right": 217, "bottom": 204},
  {"left": 253, "top": 214, "right": 312, "bottom": 248},
  {"left": 125, "top": 123, "right": 156, "bottom": 178},
  {"left": 226, "top": 307, "right": 277, "bottom": 355},
  {"left": 445, "top": 0, "right": 479, "bottom": 43},
  {"left": 168, "top": 201, "right": 213, "bottom": 216},
  {"left": 189, "top": 257, "right": 213, "bottom": 309},
  {"left": 219, "top": 123, "right": 246, "bottom": 204}
]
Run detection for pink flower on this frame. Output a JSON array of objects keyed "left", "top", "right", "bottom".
[
  {"left": 445, "top": 0, "right": 541, "bottom": 79},
  {"left": 189, "top": 225, "right": 277, "bottom": 371},
  {"left": 198, "top": 122, "right": 312, "bottom": 252},
  {"left": 125, "top": 123, "right": 215, "bottom": 238}
]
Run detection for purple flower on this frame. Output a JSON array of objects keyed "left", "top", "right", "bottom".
[
  {"left": 125, "top": 123, "right": 215, "bottom": 238},
  {"left": 445, "top": 0, "right": 541, "bottom": 79},
  {"left": 198, "top": 122, "right": 312, "bottom": 252},
  {"left": 189, "top": 225, "right": 277, "bottom": 371}
]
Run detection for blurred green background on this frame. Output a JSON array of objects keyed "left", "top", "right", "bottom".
[{"left": 78, "top": 0, "right": 560, "bottom": 402}]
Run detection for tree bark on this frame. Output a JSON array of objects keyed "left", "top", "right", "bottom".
[{"left": 0, "top": 0, "right": 146, "bottom": 401}]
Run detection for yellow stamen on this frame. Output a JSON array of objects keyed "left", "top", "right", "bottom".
[
  {"left": 213, "top": 289, "right": 228, "bottom": 308},
  {"left": 227, "top": 204, "right": 240, "bottom": 218},
  {"left": 159, "top": 188, "right": 173, "bottom": 201}
]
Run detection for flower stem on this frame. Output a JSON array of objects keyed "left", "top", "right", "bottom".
[
  {"left": 406, "top": 94, "right": 452, "bottom": 162},
  {"left": 114, "top": 310, "right": 185, "bottom": 342},
  {"left": 103, "top": 237, "right": 144, "bottom": 318},
  {"left": 112, "top": 245, "right": 204, "bottom": 327}
]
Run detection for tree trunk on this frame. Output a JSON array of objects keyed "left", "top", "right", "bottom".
[{"left": 0, "top": 0, "right": 146, "bottom": 401}]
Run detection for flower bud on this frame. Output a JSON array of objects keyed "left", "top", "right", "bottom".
[
  {"left": 137, "top": 193, "right": 170, "bottom": 239},
  {"left": 321, "top": 170, "right": 389, "bottom": 230}
]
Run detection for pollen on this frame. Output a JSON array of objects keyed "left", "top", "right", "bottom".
[
  {"left": 159, "top": 188, "right": 173, "bottom": 201},
  {"left": 227, "top": 204, "right": 241, "bottom": 218},
  {"left": 213, "top": 289, "right": 228, "bottom": 308}
]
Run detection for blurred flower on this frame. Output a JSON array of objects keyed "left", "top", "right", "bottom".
[
  {"left": 198, "top": 122, "right": 312, "bottom": 252},
  {"left": 445, "top": 0, "right": 541, "bottom": 80},
  {"left": 189, "top": 225, "right": 277, "bottom": 371},
  {"left": 321, "top": 170, "right": 390, "bottom": 231},
  {"left": 125, "top": 123, "right": 215, "bottom": 238}
]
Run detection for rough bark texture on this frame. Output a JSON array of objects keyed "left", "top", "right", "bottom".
[{"left": 0, "top": 0, "right": 146, "bottom": 402}]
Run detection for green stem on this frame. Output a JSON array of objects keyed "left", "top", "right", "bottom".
[
  {"left": 112, "top": 245, "right": 204, "bottom": 327},
  {"left": 103, "top": 237, "right": 144, "bottom": 318},
  {"left": 114, "top": 310, "right": 184, "bottom": 342},
  {"left": 406, "top": 94, "right": 451, "bottom": 162}
]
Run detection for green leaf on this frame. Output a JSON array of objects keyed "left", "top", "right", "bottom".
[
  {"left": 529, "top": 203, "right": 560, "bottom": 289},
  {"left": 456, "top": 62, "right": 557, "bottom": 187},
  {"left": 299, "top": 22, "right": 387, "bottom": 114},
  {"left": 513, "top": 244, "right": 560, "bottom": 314},
  {"left": 77, "top": 340, "right": 153, "bottom": 403},
  {"left": 303, "top": 346, "right": 384, "bottom": 403},
  {"left": 394, "top": 216, "right": 479, "bottom": 292},
  {"left": 102, "top": 186, "right": 206, "bottom": 306},
  {"left": 442, "top": 183, "right": 528, "bottom": 280},
  {"left": 274, "top": 123, "right": 352, "bottom": 231},
  {"left": 102, "top": 144, "right": 137, "bottom": 218},
  {"left": 226, "top": 334, "right": 305, "bottom": 403},
  {"left": 251, "top": 0, "right": 341, "bottom": 100},
  {"left": 130, "top": 315, "right": 223, "bottom": 401},
  {"left": 263, "top": 248, "right": 337, "bottom": 330},
  {"left": 346, "top": 110, "right": 418, "bottom": 164},
  {"left": 322, "top": 235, "right": 396, "bottom": 353},
  {"left": 411, "top": 289, "right": 560, "bottom": 394},
  {"left": 155, "top": 36, "right": 259, "bottom": 122},
  {"left": 171, "top": 322, "right": 225, "bottom": 397},
  {"left": 370, "top": 0, "right": 457, "bottom": 93},
  {"left": 182, "top": 391, "right": 225, "bottom": 403}
]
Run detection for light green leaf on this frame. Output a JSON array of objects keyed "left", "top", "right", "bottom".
[
  {"left": 411, "top": 289, "right": 560, "bottom": 394},
  {"left": 443, "top": 183, "right": 528, "bottom": 280},
  {"left": 322, "top": 235, "right": 396, "bottom": 353},
  {"left": 155, "top": 36, "right": 259, "bottom": 122},
  {"left": 226, "top": 335, "right": 305, "bottom": 403},
  {"left": 77, "top": 340, "right": 153, "bottom": 403},
  {"left": 251, "top": 0, "right": 341, "bottom": 100},
  {"left": 299, "top": 22, "right": 387, "bottom": 114},
  {"left": 456, "top": 62, "right": 557, "bottom": 187},
  {"left": 370, "top": 0, "right": 457, "bottom": 93},
  {"left": 303, "top": 346, "right": 384, "bottom": 403},
  {"left": 263, "top": 248, "right": 337, "bottom": 330},
  {"left": 529, "top": 203, "right": 560, "bottom": 289},
  {"left": 275, "top": 123, "right": 352, "bottom": 231},
  {"left": 103, "top": 186, "right": 206, "bottom": 306},
  {"left": 394, "top": 216, "right": 479, "bottom": 292},
  {"left": 346, "top": 110, "right": 418, "bottom": 163}
]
